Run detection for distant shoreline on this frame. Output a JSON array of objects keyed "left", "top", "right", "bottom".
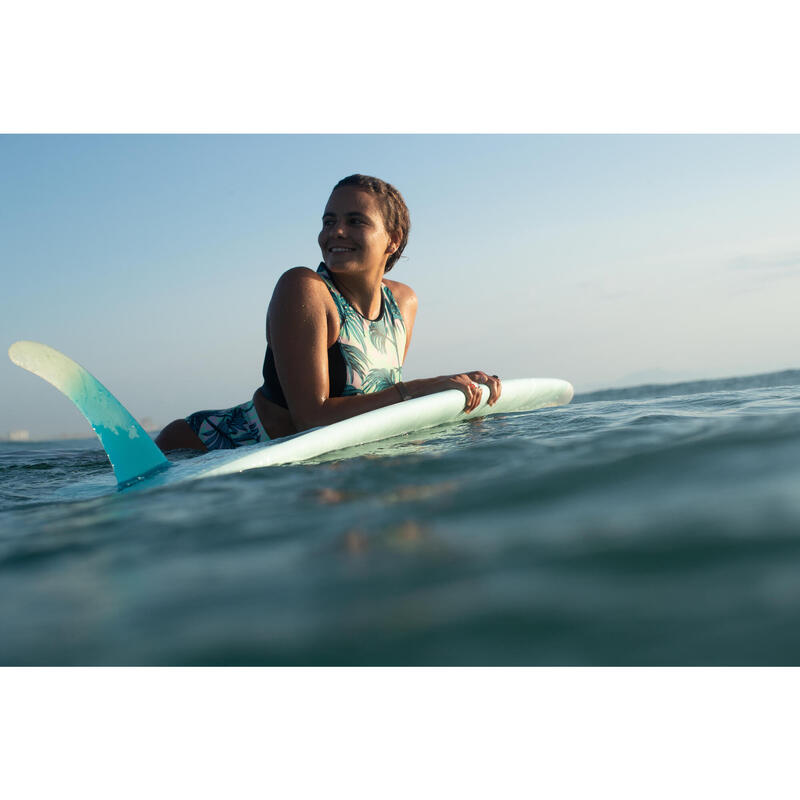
[{"left": 0, "top": 429, "right": 160, "bottom": 444}]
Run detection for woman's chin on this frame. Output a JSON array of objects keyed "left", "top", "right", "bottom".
[{"left": 325, "top": 258, "right": 359, "bottom": 272}]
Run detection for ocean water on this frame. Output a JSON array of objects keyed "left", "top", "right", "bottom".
[{"left": 2, "top": 369, "right": 800, "bottom": 666}]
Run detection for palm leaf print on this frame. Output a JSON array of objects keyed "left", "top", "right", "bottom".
[
  {"left": 386, "top": 291, "right": 406, "bottom": 332},
  {"left": 368, "top": 318, "right": 390, "bottom": 353},
  {"left": 361, "top": 368, "right": 396, "bottom": 393},
  {"left": 381, "top": 287, "right": 405, "bottom": 364},
  {"left": 339, "top": 307, "right": 367, "bottom": 349},
  {"left": 339, "top": 342, "right": 370, "bottom": 381},
  {"left": 202, "top": 426, "right": 234, "bottom": 450},
  {"left": 331, "top": 293, "right": 349, "bottom": 320}
]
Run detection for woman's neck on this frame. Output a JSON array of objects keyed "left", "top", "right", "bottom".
[{"left": 326, "top": 265, "right": 385, "bottom": 320}]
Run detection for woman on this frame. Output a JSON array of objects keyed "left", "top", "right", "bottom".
[{"left": 155, "top": 174, "right": 502, "bottom": 452}]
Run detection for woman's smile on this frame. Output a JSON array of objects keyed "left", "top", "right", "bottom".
[{"left": 318, "top": 186, "right": 394, "bottom": 272}]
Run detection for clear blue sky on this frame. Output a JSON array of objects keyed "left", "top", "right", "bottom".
[{"left": 3, "top": 134, "right": 800, "bottom": 437}]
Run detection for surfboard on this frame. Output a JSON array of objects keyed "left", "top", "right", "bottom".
[{"left": 9, "top": 341, "right": 574, "bottom": 493}]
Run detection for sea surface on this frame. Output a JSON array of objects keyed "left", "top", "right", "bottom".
[{"left": 2, "top": 369, "right": 800, "bottom": 665}]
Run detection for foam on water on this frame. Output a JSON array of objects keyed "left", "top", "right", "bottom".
[{"left": 2, "top": 369, "right": 800, "bottom": 665}]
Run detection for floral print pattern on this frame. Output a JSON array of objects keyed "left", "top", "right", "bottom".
[{"left": 186, "top": 400, "right": 268, "bottom": 450}]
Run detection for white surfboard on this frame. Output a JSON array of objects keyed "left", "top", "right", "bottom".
[{"left": 9, "top": 341, "right": 574, "bottom": 492}]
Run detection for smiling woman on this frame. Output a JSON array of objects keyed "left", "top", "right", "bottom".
[{"left": 155, "top": 174, "right": 503, "bottom": 452}]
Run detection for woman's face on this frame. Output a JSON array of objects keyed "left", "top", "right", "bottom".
[{"left": 318, "top": 187, "right": 397, "bottom": 275}]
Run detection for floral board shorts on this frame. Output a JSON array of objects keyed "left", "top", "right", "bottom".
[{"left": 185, "top": 400, "right": 269, "bottom": 451}]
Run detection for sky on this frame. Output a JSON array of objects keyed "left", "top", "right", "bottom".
[{"left": 2, "top": 134, "right": 800, "bottom": 437}]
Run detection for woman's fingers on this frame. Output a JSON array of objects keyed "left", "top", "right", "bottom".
[
  {"left": 466, "top": 371, "right": 502, "bottom": 406},
  {"left": 469, "top": 379, "right": 482, "bottom": 411},
  {"left": 440, "top": 371, "right": 501, "bottom": 412},
  {"left": 448, "top": 374, "right": 479, "bottom": 412},
  {"left": 459, "top": 376, "right": 477, "bottom": 413}
]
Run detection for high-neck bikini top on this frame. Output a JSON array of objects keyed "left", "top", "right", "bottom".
[{"left": 259, "top": 263, "right": 407, "bottom": 409}]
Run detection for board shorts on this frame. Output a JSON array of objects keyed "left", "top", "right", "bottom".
[{"left": 185, "top": 400, "right": 269, "bottom": 451}]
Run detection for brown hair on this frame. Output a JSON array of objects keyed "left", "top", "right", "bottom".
[{"left": 332, "top": 174, "right": 410, "bottom": 273}]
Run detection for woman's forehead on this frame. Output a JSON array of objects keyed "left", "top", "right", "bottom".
[{"left": 324, "top": 186, "right": 380, "bottom": 215}]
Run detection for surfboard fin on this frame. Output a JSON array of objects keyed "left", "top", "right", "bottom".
[{"left": 8, "top": 341, "right": 170, "bottom": 488}]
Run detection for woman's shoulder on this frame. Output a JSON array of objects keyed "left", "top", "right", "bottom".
[
  {"left": 271, "top": 266, "right": 330, "bottom": 298},
  {"left": 268, "top": 267, "right": 334, "bottom": 318},
  {"left": 275, "top": 265, "right": 325, "bottom": 286},
  {"left": 382, "top": 277, "right": 418, "bottom": 332},
  {"left": 382, "top": 276, "right": 417, "bottom": 306}
]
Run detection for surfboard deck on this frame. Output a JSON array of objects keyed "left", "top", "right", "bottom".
[{"left": 9, "top": 341, "right": 574, "bottom": 494}]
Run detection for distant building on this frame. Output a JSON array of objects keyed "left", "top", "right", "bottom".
[{"left": 9, "top": 429, "right": 31, "bottom": 442}]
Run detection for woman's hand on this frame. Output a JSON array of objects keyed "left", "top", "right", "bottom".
[{"left": 406, "top": 371, "right": 502, "bottom": 413}]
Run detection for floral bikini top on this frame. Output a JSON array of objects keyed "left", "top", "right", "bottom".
[{"left": 259, "top": 264, "right": 407, "bottom": 408}]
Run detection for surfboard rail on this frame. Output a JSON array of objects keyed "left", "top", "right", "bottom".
[{"left": 196, "top": 378, "right": 574, "bottom": 480}]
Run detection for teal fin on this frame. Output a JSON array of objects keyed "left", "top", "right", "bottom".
[{"left": 8, "top": 341, "right": 169, "bottom": 488}]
